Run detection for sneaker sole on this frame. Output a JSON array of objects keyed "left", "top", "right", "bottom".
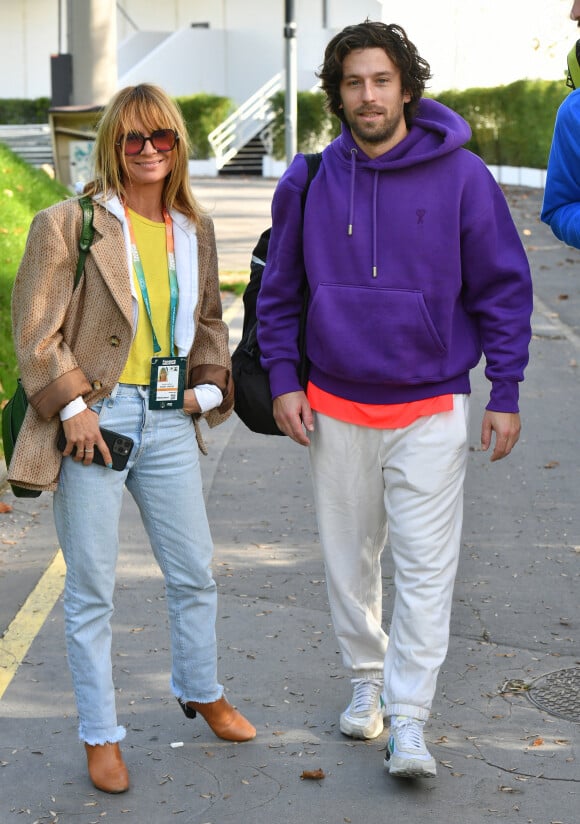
[
  {"left": 340, "top": 715, "right": 384, "bottom": 740},
  {"left": 384, "top": 755, "right": 437, "bottom": 778}
]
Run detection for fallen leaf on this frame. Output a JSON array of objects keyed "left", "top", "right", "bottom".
[
  {"left": 531, "top": 738, "right": 544, "bottom": 747},
  {"left": 0, "top": 502, "right": 13, "bottom": 513},
  {"left": 300, "top": 768, "right": 325, "bottom": 780}
]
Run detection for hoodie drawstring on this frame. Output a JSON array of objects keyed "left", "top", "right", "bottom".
[
  {"left": 348, "top": 148, "right": 357, "bottom": 236},
  {"left": 372, "top": 171, "right": 378, "bottom": 278},
  {"left": 347, "top": 147, "right": 378, "bottom": 278}
]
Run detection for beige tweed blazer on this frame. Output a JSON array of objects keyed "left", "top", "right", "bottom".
[{"left": 9, "top": 196, "right": 233, "bottom": 492}]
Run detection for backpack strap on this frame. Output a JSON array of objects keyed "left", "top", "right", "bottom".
[
  {"left": 301, "top": 152, "right": 322, "bottom": 209},
  {"left": 296, "top": 152, "right": 321, "bottom": 388},
  {"left": 74, "top": 195, "right": 95, "bottom": 290}
]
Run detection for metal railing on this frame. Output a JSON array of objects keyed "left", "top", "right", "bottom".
[{"left": 208, "top": 72, "right": 283, "bottom": 170}]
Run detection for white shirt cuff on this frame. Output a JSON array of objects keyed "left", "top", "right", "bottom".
[
  {"left": 59, "top": 396, "right": 88, "bottom": 421},
  {"left": 193, "top": 383, "right": 224, "bottom": 413}
]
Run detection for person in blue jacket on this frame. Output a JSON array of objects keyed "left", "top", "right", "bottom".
[
  {"left": 541, "top": 0, "right": 580, "bottom": 243},
  {"left": 257, "top": 21, "right": 533, "bottom": 779}
]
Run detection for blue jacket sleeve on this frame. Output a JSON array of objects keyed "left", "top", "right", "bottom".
[{"left": 541, "top": 90, "right": 580, "bottom": 248}]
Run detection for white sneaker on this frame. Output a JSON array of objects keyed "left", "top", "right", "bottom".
[
  {"left": 339, "top": 678, "right": 385, "bottom": 739},
  {"left": 384, "top": 716, "right": 437, "bottom": 777}
]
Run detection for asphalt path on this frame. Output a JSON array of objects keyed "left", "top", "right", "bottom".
[{"left": 0, "top": 178, "right": 579, "bottom": 824}]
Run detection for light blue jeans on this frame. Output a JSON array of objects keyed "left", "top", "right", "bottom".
[{"left": 54, "top": 384, "right": 223, "bottom": 745}]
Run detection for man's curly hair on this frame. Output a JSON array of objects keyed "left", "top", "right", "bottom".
[{"left": 317, "top": 21, "right": 432, "bottom": 126}]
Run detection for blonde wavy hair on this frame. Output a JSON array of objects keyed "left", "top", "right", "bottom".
[{"left": 83, "top": 84, "right": 204, "bottom": 224}]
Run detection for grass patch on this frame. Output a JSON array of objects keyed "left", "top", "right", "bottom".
[
  {"left": 220, "top": 279, "right": 249, "bottom": 296},
  {"left": 0, "top": 143, "right": 69, "bottom": 408}
]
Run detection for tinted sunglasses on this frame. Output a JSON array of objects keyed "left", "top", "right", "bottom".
[{"left": 117, "top": 128, "right": 179, "bottom": 156}]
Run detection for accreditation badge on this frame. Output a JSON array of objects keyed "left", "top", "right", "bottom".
[{"left": 149, "top": 357, "right": 186, "bottom": 409}]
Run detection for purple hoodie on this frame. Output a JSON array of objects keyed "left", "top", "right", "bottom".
[{"left": 257, "top": 98, "right": 533, "bottom": 412}]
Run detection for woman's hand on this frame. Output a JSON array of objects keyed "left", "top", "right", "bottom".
[
  {"left": 61, "top": 409, "right": 113, "bottom": 467},
  {"left": 182, "top": 388, "right": 201, "bottom": 416}
]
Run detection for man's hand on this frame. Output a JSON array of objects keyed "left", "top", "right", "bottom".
[
  {"left": 480, "top": 410, "right": 521, "bottom": 462},
  {"left": 273, "top": 391, "right": 314, "bottom": 446}
]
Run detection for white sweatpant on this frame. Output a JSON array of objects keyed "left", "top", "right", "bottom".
[{"left": 308, "top": 395, "right": 469, "bottom": 721}]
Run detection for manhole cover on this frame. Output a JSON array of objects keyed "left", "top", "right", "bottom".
[{"left": 527, "top": 667, "right": 580, "bottom": 722}]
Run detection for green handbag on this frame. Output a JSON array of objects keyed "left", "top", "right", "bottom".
[{"left": 2, "top": 196, "right": 95, "bottom": 498}]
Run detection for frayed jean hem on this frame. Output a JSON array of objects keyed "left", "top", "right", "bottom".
[
  {"left": 174, "top": 684, "right": 224, "bottom": 705},
  {"left": 81, "top": 725, "right": 126, "bottom": 746}
]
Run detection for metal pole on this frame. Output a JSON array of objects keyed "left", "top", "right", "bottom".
[{"left": 284, "top": 0, "right": 297, "bottom": 166}]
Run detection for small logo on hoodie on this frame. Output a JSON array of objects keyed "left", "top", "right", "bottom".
[{"left": 416, "top": 209, "right": 426, "bottom": 225}]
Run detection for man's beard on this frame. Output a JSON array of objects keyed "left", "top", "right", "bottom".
[{"left": 347, "top": 109, "right": 405, "bottom": 147}]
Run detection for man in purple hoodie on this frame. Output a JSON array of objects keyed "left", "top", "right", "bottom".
[{"left": 257, "top": 21, "right": 532, "bottom": 779}]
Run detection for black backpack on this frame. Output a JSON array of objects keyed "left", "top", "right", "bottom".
[{"left": 231, "top": 152, "right": 322, "bottom": 436}]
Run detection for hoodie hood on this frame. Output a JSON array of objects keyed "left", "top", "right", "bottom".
[{"left": 329, "top": 97, "right": 472, "bottom": 248}]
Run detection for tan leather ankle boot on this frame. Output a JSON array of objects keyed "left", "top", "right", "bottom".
[
  {"left": 178, "top": 695, "right": 256, "bottom": 741},
  {"left": 84, "top": 742, "right": 129, "bottom": 793}
]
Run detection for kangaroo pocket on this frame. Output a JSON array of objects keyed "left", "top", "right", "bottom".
[{"left": 308, "top": 283, "right": 448, "bottom": 385}]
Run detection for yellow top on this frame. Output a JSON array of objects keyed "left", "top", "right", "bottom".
[{"left": 120, "top": 209, "right": 171, "bottom": 385}]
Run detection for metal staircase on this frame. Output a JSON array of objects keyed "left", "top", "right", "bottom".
[
  {"left": 0, "top": 124, "right": 53, "bottom": 167},
  {"left": 208, "top": 73, "right": 283, "bottom": 176}
]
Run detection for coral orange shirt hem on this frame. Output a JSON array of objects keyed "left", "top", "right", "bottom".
[{"left": 307, "top": 383, "right": 454, "bottom": 429}]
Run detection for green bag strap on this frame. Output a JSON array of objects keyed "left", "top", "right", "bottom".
[{"left": 74, "top": 195, "right": 95, "bottom": 290}]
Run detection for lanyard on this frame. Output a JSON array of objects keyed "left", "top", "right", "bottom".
[{"left": 124, "top": 204, "right": 179, "bottom": 357}]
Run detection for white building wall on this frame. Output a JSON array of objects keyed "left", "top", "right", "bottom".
[
  {"left": 0, "top": 0, "right": 576, "bottom": 102},
  {"left": 117, "top": 32, "right": 172, "bottom": 76},
  {"left": 0, "top": 0, "right": 59, "bottom": 98},
  {"left": 119, "top": 29, "right": 228, "bottom": 97},
  {"left": 0, "top": 0, "right": 384, "bottom": 103}
]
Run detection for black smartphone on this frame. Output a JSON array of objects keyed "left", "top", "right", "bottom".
[{"left": 57, "top": 427, "right": 134, "bottom": 471}]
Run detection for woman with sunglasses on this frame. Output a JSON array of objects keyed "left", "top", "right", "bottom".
[{"left": 9, "top": 84, "right": 256, "bottom": 794}]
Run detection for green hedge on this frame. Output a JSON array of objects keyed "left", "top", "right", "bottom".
[
  {"left": 0, "top": 80, "right": 569, "bottom": 166},
  {"left": 434, "top": 79, "right": 568, "bottom": 169},
  {"left": 174, "top": 94, "right": 234, "bottom": 159},
  {"left": 270, "top": 79, "right": 569, "bottom": 167},
  {"left": 269, "top": 90, "right": 340, "bottom": 159},
  {"left": 0, "top": 94, "right": 234, "bottom": 160},
  {"left": 0, "top": 98, "right": 51, "bottom": 123}
]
